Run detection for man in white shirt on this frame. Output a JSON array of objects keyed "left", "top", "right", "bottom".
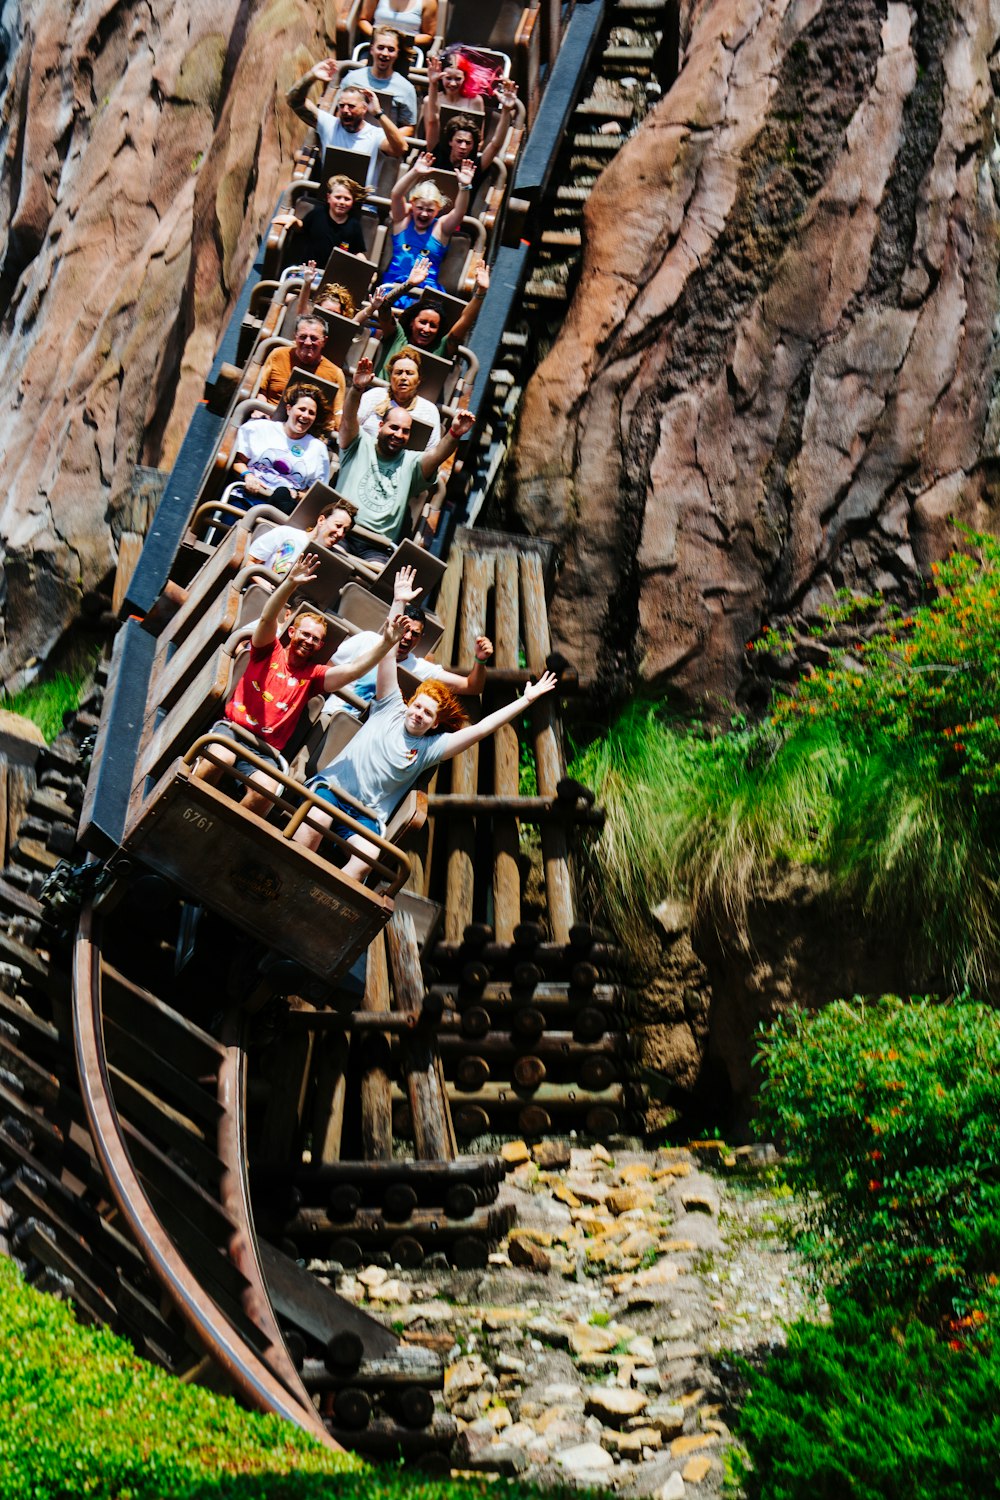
[
  {"left": 286, "top": 72, "right": 406, "bottom": 187},
  {"left": 325, "top": 609, "right": 493, "bottom": 711},
  {"left": 248, "top": 503, "right": 358, "bottom": 578}
]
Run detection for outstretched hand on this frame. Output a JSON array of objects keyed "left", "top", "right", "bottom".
[
  {"left": 524, "top": 670, "right": 558, "bottom": 703},
  {"left": 288, "top": 551, "right": 321, "bottom": 589},
  {"left": 414, "top": 151, "right": 436, "bottom": 175},
  {"left": 392, "top": 564, "right": 422, "bottom": 605},
  {"left": 427, "top": 54, "right": 442, "bottom": 83},
  {"left": 456, "top": 159, "right": 476, "bottom": 188},
  {"left": 474, "top": 636, "right": 494, "bottom": 663},
  {"left": 352, "top": 355, "right": 375, "bottom": 392},
  {"left": 449, "top": 409, "right": 474, "bottom": 440},
  {"left": 382, "top": 613, "right": 408, "bottom": 644},
  {"left": 406, "top": 254, "right": 432, "bottom": 287},
  {"left": 313, "top": 57, "right": 341, "bottom": 83}
]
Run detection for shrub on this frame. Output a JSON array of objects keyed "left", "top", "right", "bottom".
[
  {"left": 755, "top": 995, "right": 1000, "bottom": 1319},
  {"left": 734, "top": 1297, "right": 1000, "bottom": 1500}
]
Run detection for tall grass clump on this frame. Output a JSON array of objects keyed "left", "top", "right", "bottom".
[
  {"left": 572, "top": 530, "right": 1000, "bottom": 985},
  {"left": 2, "top": 671, "right": 86, "bottom": 742}
]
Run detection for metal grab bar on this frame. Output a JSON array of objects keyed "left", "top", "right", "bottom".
[{"left": 183, "top": 732, "right": 410, "bottom": 894}]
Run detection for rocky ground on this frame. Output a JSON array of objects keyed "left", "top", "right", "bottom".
[{"left": 325, "top": 1140, "right": 823, "bottom": 1497}]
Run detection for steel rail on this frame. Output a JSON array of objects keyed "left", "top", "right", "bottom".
[{"left": 72, "top": 903, "right": 339, "bottom": 1448}]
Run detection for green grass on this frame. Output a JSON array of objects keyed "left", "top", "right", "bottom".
[
  {"left": 571, "top": 533, "right": 1000, "bottom": 986},
  {"left": 0, "top": 1255, "right": 588, "bottom": 1500},
  {"left": 2, "top": 673, "right": 87, "bottom": 742}
]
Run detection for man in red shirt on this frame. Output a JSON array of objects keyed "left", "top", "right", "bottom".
[{"left": 192, "top": 551, "right": 407, "bottom": 814}]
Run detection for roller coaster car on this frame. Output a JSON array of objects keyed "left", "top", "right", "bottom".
[{"left": 123, "top": 730, "right": 415, "bottom": 988}]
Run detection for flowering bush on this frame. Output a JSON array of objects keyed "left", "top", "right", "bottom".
[
  {"left": 756, "top": 995, "right": 1000, "bottom": 1321},
  {"left": 734, "top": 1297, "right": 1000, "bottom": 1500}
]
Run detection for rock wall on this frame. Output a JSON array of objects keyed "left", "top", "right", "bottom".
[
  {"left": 513, "top": 0, "right": 1000, "bottom": 710},
  {"left": 0, "top": 0, "right": 335, "bottom": 685}
]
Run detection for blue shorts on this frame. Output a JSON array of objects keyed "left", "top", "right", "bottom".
[{"left": 308, "top": 782, "right": 379, "bottom": 843}]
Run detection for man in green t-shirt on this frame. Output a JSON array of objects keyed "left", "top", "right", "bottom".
[{"left": 336, "top": 355, "right": 473, "bottom": 561}]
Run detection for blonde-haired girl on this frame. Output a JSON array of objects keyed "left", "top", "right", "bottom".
[{"left": 381, "top": 151, "right": 474, "bottom": 307}]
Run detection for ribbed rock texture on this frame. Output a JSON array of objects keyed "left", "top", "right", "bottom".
[
  {"left": 0, "top": 0, "right": 331, "bottom": 683},
  {"left": 514, "top": 0, "right": 1000, "bottom": 708}
]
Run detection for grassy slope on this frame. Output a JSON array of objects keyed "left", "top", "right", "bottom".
[{"left": 0, "top": 1254, "right": 555, "bottom": 1500}]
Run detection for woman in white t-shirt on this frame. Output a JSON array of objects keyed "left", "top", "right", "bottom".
[
  {"left": 230, "top": 382, "right": 332, "bottom": 516},
  {"left": 248, "top": 502, "right": 358, "bottom": 577},
  {"left": 357, "top": 348, "right": 441, "bottom": 450}
]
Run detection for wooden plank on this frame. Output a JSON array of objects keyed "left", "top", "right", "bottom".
[
  {"left": 112, "top": 532, "right": 147, "bottom": 618},
  {"left": 256, "top": 1030, "right": 313, "bottom": 1169},
  {"left": 444, "top": 552, "right": 494, "bottom": 942},
  {"left": 386, "top": 909, "right": 456, "bottom": 1162},
  {"left": 312, "top": 1030, "right": 350, "bottom": 1166},
  {"left": 519, "top": 551, "right": 574, "bottom": 942},
  {"left": 359, "top": 933, "right": 392, "bottom": 1161},
  {"left": 492, "top": 550, "right": 522, "bottom": 943}
]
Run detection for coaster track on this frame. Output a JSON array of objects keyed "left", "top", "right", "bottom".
[{"left": 0, "top": 0, "right": 676, "bottom": 1465}]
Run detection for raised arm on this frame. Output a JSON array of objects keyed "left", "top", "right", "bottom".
[
  {"left": 295, "top": 261, "right": 318, "bottom": 317},
  {"left": 419, "top": 406, "right": 474, "bottom": 480},
  {"left": 479, "top": 81, "right": 517, "bottom": 172},
  {"left": 390, "top": 155, "right": 427, "bottom": 228},
  {"left": 251, "top": 553, "right": 320, "bottom": 649},
  {"left": 427, "top": 636, "right": 493, "bottom": 694},
  {"left": 375, "top": 566, "right": 423, "bottom": 701},
  {"left": 436, "top": 158, "right": 473, "bottom": 240},
  {"left": 438, "top": 672, "right": 559, "bottom": 759},
  {"left": 339, "top": 356, "right": 374, "bottom": 450},
  {"left": 366, "top": 88, "right": 407, "bottom": 159},
  {"left": 445, "top": 260, "right": 489, "bottom": 356},
  {"left": 285, "top": 57, "right": 340, "bottom": 127},
  {"left": 423, "top": 55, "right": 442, "bottom": 151},
  {"left": 322, "top": 615, "right": 405, "bottom": 692}
]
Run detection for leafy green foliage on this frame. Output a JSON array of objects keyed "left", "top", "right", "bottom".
[
  {"left": 572, "top": 532, "right": 1000, "bottom": 983},
  {"left": 755, "top": 996, "right": 1000, "bottom": 1320},
  {"left": 0, "top": 1256, "right": 579, "bottom": 1500},
  {"left": 734, "top": 1298, "right": 1000, "bottom": 1500},
  {"left": 2, "top": 673, "right": 87, "bottom": 742}
]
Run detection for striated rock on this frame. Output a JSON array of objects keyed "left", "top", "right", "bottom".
[
  {"left": 513, "top": 0, "right": 1000, "bottom": 712},
  {"left": 555, "top": 1441, "right": 616, "bottom": 1475},
  {"left": 509, "top": 1236, "right": 553, "bottom": 1274},
  {"left": 585, "top": 1386, "right": 648, "bottom": 1425},
  {"left": 656, "top": 1475, "right": 686, "bottom": 1500},
  {"left": 0, "top": 0, "right": 333, "bottom": 683}
]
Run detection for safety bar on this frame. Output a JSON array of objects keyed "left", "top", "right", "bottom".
[{"left": 183, "top": 732, "right": 410, "bottom": 894}]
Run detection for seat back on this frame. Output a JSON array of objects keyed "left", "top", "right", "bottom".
[
  {"left": 337, "top": 577, "right": 444, "bottom": 658},
  {"left": 320, "top": 247, "right": 379, "bottom": 311},
  {"left": 368, "top": 538, "right": 447, "bottom": 605}
]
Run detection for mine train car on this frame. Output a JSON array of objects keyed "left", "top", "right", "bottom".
[{"left": 81, "top": 0, "right": 609, "bottom": 998}]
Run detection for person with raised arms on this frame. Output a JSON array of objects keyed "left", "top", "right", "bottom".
[
  {"left": 192, "top": 553, "right": 404, "bottom": 816},
  {"left": 294, "top": 568, "right": 557, "bottom": 881}
]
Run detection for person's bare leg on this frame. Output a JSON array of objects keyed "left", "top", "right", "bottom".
[
  {"left": 241, "top": 771, "right": 279, "bottom": 817},
  {"left": 341, "top": 833, "right": 380, "bottom": 882},
  {"left": 292, "top": 807, "right": 332, "bottom": 853},
  {"left": 191, "top": 744, "right": 236, "bottom": 783}
]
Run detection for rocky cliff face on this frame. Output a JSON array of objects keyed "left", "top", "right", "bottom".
[
  {"left": 514, "top": 0, "right": 1000, "bottom": 709},
  {"left": 0, "top": 0, "right": 333, "bottom": 685}
]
